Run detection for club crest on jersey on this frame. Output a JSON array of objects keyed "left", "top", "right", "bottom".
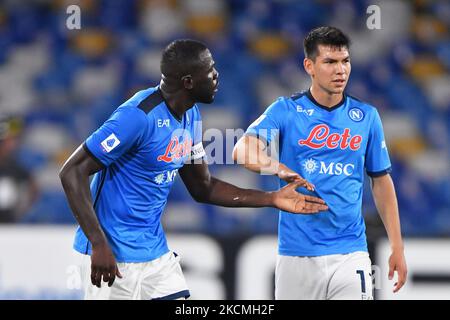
[
  {"left": 298, "top": 124, "right": 362, "bottom": 151},
  {"left": 348, "top": 108, "right": 364, "bottom": 122},
  {"left": 157, "top": 136, "right": 192, "bottom": 163}
]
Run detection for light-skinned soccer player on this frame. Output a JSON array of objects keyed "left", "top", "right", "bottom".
[{"left": 233, "top": 27, "right": 407, "bottom": 300}]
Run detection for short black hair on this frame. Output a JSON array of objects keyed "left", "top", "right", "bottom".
[
  {"left": 160, "top": 39, "right": 209, "bottom": 79},
  {"left": 303, "top": 26, "right": 350, "bottom": 60}
]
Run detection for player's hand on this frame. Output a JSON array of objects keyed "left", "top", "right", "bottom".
[
  {"left": 277, "top": 166, "right": 315, "bottom": 191},
  {"left": 91, "top": 242, "right": 123, "bottom": 288},
  {"left": 388, "top": 249, "right": 407, "bottom": 293},
  {"left": 272, "top": 180, "right": 327, "bottom": 214}
]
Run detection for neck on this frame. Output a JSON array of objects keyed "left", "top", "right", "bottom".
[
  {"left": 309, "top": 84, "right": 344, "bottom": 108},
  {"left": 159, "top": 79, "right": 195, "bottom": 119}
]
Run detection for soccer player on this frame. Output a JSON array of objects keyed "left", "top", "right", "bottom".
[
  {"left": 233, "top": 27, "right": 407, "bottom": 299},
  {"left": 59, "top": 39, "right": 328, "bottom": 300}
]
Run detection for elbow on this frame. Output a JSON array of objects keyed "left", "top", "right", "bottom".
[
  {"left": 191, "top": 190, "right": 209, "bottom": 204},
  {"left": 58, "top": 165, "right": 69, "bottom": 184},
  {"left": 193, "top": 195, "right": 207, "bottom": 204},
  {"left": 58, "top": 164, "right": 78, "bottom": 190},
  {"left": 190, "top": 180, "right": 213, "bottom": 204}
]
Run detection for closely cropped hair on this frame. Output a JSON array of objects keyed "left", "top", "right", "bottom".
[
  {"left": 160, "top": 39, "right": 208, "bottom": 78},
  {"left": 304, "top": 26, "right": 350, "bottom": 60}
]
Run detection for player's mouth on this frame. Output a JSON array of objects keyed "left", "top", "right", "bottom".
[
  {"left": 332, "top": 79, "right": 346, "bottom": 86},
  {"left": 213, "top": 82, "right": 219, "bottom": 93}
]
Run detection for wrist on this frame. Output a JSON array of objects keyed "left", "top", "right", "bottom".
[
  {"left": 275, "top": 163, "right": 288, "bottom": 177},
  {"left": 391, "top": 244, "right": 404, "bottom": 253},
  {"left": 266, "top": 191, "right": 277, "bottom": 208},
  {"left": 90, "top": 233, "right": 108, "bottom": 248},
  {"left": 260, "top": 161, "right": 280, "bottom": 176}
]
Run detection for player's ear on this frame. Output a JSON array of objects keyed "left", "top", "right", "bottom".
[
  {"left": 303, "top": 58, "right": 314, "bottom": 77},
  {"left": 181, "top": 75, "right": 194, "bottom": 90}
]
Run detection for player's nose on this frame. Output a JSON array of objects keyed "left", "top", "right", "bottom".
[{"left": 335, "top": 62, "right": 346, "bottom": 74}]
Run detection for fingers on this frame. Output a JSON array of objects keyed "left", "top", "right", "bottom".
[
  {"left": 106, "top": 265, "right": 122, "bottom": 287},
  {"left": 303, "top": 202, "right": 328, "bottom": 212},
  {"left": 393, "top": 267, "right": 407, "bottom": 293},
  {"left": 290, "top": 178, "right": 315, "bottom": 191},
  {"left": 91, "top": 268, "right": 102, "bottom": 288},
  {"left": 304, "top": 195, "right": 326, "bottom": 205},
  {"left": 107, "top": 272, "right": 115, "bottom": 287},
  {"left": 91, "top": 265, "right": 120, "bottom": 288},
  {"left": 292, "top": 202, "right": 328, "bottom": 214},
  {"left": 388, "top": 265, "right": 394, "bottom": 280},
  {"left": 290, "top": 177, "right": 315, "bottom": 191},
  {"left": 109, "top": 265, "right": 123, "bottom": 287},
  {"left": 300, "top": 179, "right": 315, "bottom": 191},
  {"left": 393, "top": 279, "right": 406, "bottom": 293},
  {"left": 298, "top": 207, "right": 320, "bottom": 214}
]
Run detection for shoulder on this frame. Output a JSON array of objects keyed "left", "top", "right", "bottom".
[
  {"left": 114, "top": 87, "right": 165, "bottom": 122},
  {"left": 122, "top": 87, "right": 164, "bottom": 115},
  {"left": 267, "top": 95, "right": 296, "bottom": 113},
  {"left": 346, "top": 94, "right": 380, "bottom": 121},
  {"left": 277, "top": 91, "right": 311, "bottom": 112},
  {"left": 290, "top": 90, "right": 308, "bottom": 103}
]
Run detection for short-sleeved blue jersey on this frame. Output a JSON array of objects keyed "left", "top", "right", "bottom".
[
  {"left": 73, "top": 86, "right": 204, "bottom": 262},
  {"left": 246, "top": 90, "right": 391, "bottom": 256}
]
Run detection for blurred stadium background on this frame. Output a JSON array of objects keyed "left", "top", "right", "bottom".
[{"left": 0, "top": 0, "right": 449, "bottom": 299}]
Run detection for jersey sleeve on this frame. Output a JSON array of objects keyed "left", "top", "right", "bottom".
[
  {"left": 186, "top": 105, "right": 206, "bottom": 162},
  {"left": 84, "top": 106, "right": 147, "bottom": 167},
  {"left": 245, "top": 97, "right": 286, "bottom": 144},
  {"left": 365, "top": 109, "right": 392, "bottom": 177}
]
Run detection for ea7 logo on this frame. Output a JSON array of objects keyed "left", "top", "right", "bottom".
[
  {"left": 297, "top": 106, "right": 314, "bottom": 116},
  {"left": 158, "top": 119, "right": 170, "bottom": 128}
]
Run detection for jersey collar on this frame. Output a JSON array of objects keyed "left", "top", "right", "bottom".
[
  {"left": 306, "top": 89, "right": 346, "bottom": 112},
  {"left": 157, "top": 88, "right": 183, "bottom": 122}
]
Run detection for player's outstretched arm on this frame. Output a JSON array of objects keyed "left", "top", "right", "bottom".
[
  {"left": 179, "top": 160, "right": 327, "bottom": 214},
  {"left": 59, "top": 144, "right": 122, "bottom": 288},
  {"left": 371, "top": 174, "right": 407, "bottom": 293},
  {"left": 232, "top": 135, "right": 315, "bottom": 191}
]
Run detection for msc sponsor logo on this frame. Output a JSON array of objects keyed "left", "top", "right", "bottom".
[
  {"left": 303, "top": 158, "right": 318, "bottom": 174},
  {"left": 302, "top": 158, "right": 355, "bottom": 176},
  {"left": 154, "top": 169, "right": 178, "bottom": 185},
  {"left": 298, "top": 124, "right": 362, "bottom": 151}
]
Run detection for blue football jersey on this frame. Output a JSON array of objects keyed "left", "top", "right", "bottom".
[
  {"left": 246, "top": 90, "right": 391, "bottom": 256},
  {"left": 73, "top": 86, "right": 204, "bottom": 262}
]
